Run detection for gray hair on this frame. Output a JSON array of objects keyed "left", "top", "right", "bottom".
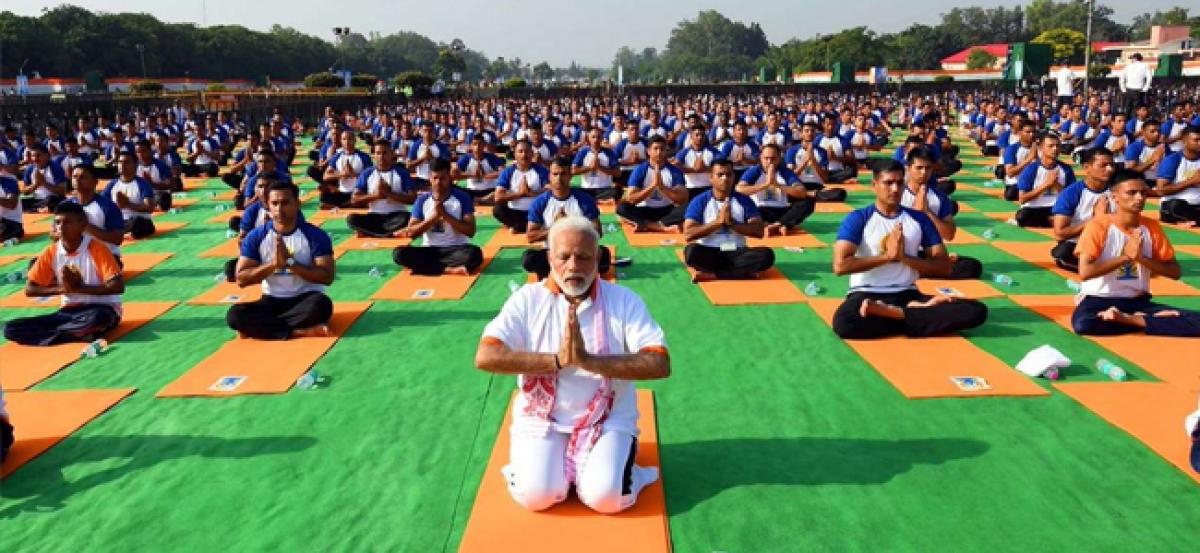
[{"left": 547, "top": 215, "right": 599, "bottom": 253}]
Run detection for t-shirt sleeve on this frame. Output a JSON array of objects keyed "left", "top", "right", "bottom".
[
  {"left": 1062, "top": 165, "right": 1077, "bottom": 185},
  {"left": 914, "top": 211, "right": 943, "bottom": 248},
  {"left": 835, "top": 209, "right": 868, "bottom": 245},
  {"left": 527, "top": 194, "right": 548, "bottom": 225},
  {"left": 739, "top": 166, "right": 760, "bottom": 184},
  {"left": 1017, "top": 164, "right": 1036, "bottom": 192},
  {"left": 481, "top": 289, "right": 529, "bottom": 351},
  {"left": 239, "top": 227, "right": 266, "bottom": 262},
  {"left": 137, "top": 178, "right": 155, "bottom": 200},
  {"left": 579, "top": 193, "right": 600, "bottom": 219},
  {"left": 355, "top": 169, "right": 371, "bottom": 192},
  {"left": 621, "top": 291, "right": 668, "bottom": 354},
  {"left": 1003, "top": 144, "right": 1018, "bottom": 165},
  {"left": 1146, "top": 221, "right": 1175, "bottom": 261},
  {"left": 627, "top": 164, "right": 646, "bottom": 188},
  {"left": 305, "top": 225, "right": 335, "bottom": 258},
  {"left": 495, "top": 167, "right": 513, "bottom": 190},
  {"left": 88, "top": 239, "right": 121, "bottom": 282},
  {"left": 1124, "top": 141, "right": 1142, "bottom": 164},
  {"left": 27, "top": 246, "right": 57, "bottom": 286},
  {"left": 684, "top": 195, "right": 706, "bottom": 223},
  {"left": 572, "top": 149, "right": 586, "bottom": 166},
  {"left": 1051, "top": 185, "right": 1079, "bottom": 217},
  {"left": 1157, "top": 154, "right": 1181, "bottom": 181},
  {"left": 1074, "top": 218, "right": 1107, "bottom": 259},
  {"left": 735, "top": 194, "right": 761, "bottom": 220},
  {"left": 101, "top": 200, "right": 125, "bottom": 230},
  {"left": 781, "top": 169, "right": 801, "bottom": 186}
]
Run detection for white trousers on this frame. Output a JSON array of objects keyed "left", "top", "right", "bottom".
[{"left": 502, "top": 427, "right": 658, "bottom": 514}]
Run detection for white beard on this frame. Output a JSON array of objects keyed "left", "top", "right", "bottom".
[{"left": 552, "top": 269, "right": 596, "bottom": 297}]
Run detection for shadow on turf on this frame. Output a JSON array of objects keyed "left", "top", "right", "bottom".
[
  {"left": 0, "top": 434, "right": 317, "bottom": 518},
  {"left": 661, "top": 437, "right": 990, "bottom": 514}
]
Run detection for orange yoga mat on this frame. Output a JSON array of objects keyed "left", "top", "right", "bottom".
[
  {"left": 0, "top": 254, "right": 30, "bottom": 266},
  {"left": 122, "top": 221, "right": 188, "bottom": 246},
  {"left": 187, "top": 281, "right": 264, "bottom": 306},
  {"left": 807, "top": 298, "right": 1050, "bottom": 399},
  {"left": 210, "top": 190, "right": 237, "bottom": 201},
  {"left": 1054, "top": 382, "right": 1200, "bottom": 485},
  {"left": 156, "top": 301, "right": 371, "bottom": 398},
  {"left": 958, "top": 183, "right": 1008, "bottom": 200},
  {"left": 0, "top": 252, "right": 173, "bottom": 308},
  {"left": 198, "top": 239, "right": 242, "bottom": 259},
  {"left": 371, "top": 249, "right": 495, "bottom": 301},
  {"left": 812, "top": 202, "right": 855, "bottom": 214},
  {"left": 1010, "top": 295, "right": 1200, "bottom": 392},
  {"left": 1142, "top": 212, "right": 1200, "bottom": 237},
  {"left": 622, "top": 227, "right": 686, "bottom": 248},
  {"left": 981, "top": 212, "right": 1055, "bottom": 239},
  {"left": 993, "top": 240, "right": 1200, "bottom": 297},
  {"left": 0, "top": 302, "right": 177, "bottom": 391},
  {"left": 335, "top": 235, "right": 413, "bottom": 252},
  {"left": 0, "top": 388, "right": 136, "bottom": 479},
  {"left": 488, "top": 227, "right": 538, "bottom": 249},
  {"left": 181, "top": 177, "right": 211, "bottom": 190},
  {"left": 1177, "top": 244, "right": 1200, "bottom": 258},
  {"left": 746, "top": 229, "right": 827, "bottom": 249},
  {"left": 19, "top": 220, "right": 53, "bottom": 240},
  {"left": 598, "top": 201, "right": 617, "bottom": 215},
  {"left": 917, "top": 278, "right": 1004, "bottom": 299},
  {"left": 308, "top": 208, "right": 368, "bottom": 222},
  {"left": 674, "top": 250, "right": 805, "bottom": 305},
  {"left": 165, "top": 197, "right": 199, "bottom": 209},
  {"left": 957, "top": 202, "right": 979, "bottom": 213},
  {"left": 457, "top": 389, "right": 670, "bottom": 553}
]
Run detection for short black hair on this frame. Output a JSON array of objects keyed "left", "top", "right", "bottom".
[
  {"left": 54, "top": 200, "right": 86, "bottom": 219},
  {"left": 1182, "top": 125, "right": 1200, "bottom": 138},
  {"left": 647, "top": 136, "right": 668, "bottom": 148},
  {"left": 1110, "top": 168, "right": 1146, "bottom": 189},
  {"left": 265, "top": 181, "right": 300, "bottom": 199},
  {"left": 1080, "top": 146, "right": 1114, "bottom": 165},
  {"left": 430, "top": 158, "right": 451, "bottom": 173},
  {"left": 905, "top": 146, "right": 937, "bottom": 165},
  {"left": 710, "top": 158, "right": 733, "bottom": 171},
  {"left": 873, "top": 159, "right": 905, "bottom": 179},
  {"left": 551, "top": 155, "right": 573, "bottom": 170},
  {"left": 1143, "top": 118, "right": 1161, "bottom": 129}
]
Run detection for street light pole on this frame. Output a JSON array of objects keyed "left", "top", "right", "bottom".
[{"left": 1083, "top": 0, "right": 1094, "bottom": 96}]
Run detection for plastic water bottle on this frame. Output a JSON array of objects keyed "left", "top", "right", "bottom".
[
  {"left": 214, "top": 204, "right": 228, "bottom": 212},
  {"left": 1065, "top": 279, "right": 1082, "bottom": 292},
  {"left": 5, "top": 271, "right": 23, "bottom": 283},
  {"left": 1, "top": 238, "right": 18, "bottom": 247},
  {"left": 225, "top": 229, "right": 238, "bottom": 239},
  {"left": 295, "top": 369, "right": 326, "bottom": 390},
  {"left": 168, "top": 207, "right": 181, "bottom": 214},
  {"left": 604, "top": 223, "right": 619, "bottom": 234},
  {"left": 1096, "top": 358, "right": 1127, "bottom": 381},
  {"left": 213, "top": 273, "right": 225, "bottom": 281},
  {"left": 992, "top": 273, "right": 1014, "bottom": 286},
  {"left": 803, "top": 281, "right": 822, "bottom": 296},
  {"left": 981, "top": 229, "right": 997, "bottom": 240},
  {"left": 507, "top": 280, "right": 521, "bottom": 294},
  {"left": 367, "top": 266, "right": 383, "bottom": 279},
  {"left": 1042, "top": 367, "right": 1061, "bottom": 380},
  {"left": 80, "top": 339, "right": 109, "bottom": 359}
]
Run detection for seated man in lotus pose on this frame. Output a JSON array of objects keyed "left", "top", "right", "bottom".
[
  {"left": 617, "top": 136, "right": 688, "bottom": 232},
  {"left": 1015, "top": 133, "right": 1076, "bottom": 228},
  {"left": 228, "top": 182, "right": 335, "bottom": 340},
  {"left": 1051, "top": 146, "right": 1117, "bottom": 272},
  {"left": 523, "top": 156, "right": 611, "bottom": 280},
  {"left": 475, "top": 215, "right": 670, "bottom": 514},
  {"left": 684, "top": 159, "right": 775, "bottom": 281},
  {"left": 392, "top": 158, "right": 485, "bottom": 275},
  {"left": 493, "top": 140, "right": 550, "bottom": 233},
  {"left": 346, "top": 141, "right": 417, "bottom": 237},
  {"left": 901, "top": 147, "right": 982, "bottom": 279},
  {"left": 737, "top": 143, "right": 815, "bottom": 236},
  {"left": 3, "top": 201, "right": 124, "bottom": 345},
  {"left": 1071, "top": 169, "right": 1200, "bottom": 336},
  {"left": 831, "top": 160, "right": 988, "bottom": 339}
]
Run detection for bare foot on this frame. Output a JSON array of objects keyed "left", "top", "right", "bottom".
[
  {"left": 692, "top": 271, "right": 716, "bottom": 283},
  {"left": 292, "top": 324, "right": 331, "bottom": 338},
  {"left": 645, "top": 222, "right": 666, "bottom": 233},
  {"left": 355, "top": 231, "right": 368, "bottom": 238},
  {"left": 444, "top": 266, "right": 470, "bottom": 276},
  {"left": 860, "top": 299, "right": 905, "bottom": 320},
  {"left": 662, "top": 224, "right": 681, "bottom": 233},
  {"left": 1099, "top": 307, "right": 1146, "bottom": 327},
  {"left": 1153, "top": 310, "right": 1181, "bottom": 318},
  {"left": 908, "top": 295, "right": 957, "bottom": 308},
  {"left": 766, "top": 223, "right": 783, "bottom": 236}
]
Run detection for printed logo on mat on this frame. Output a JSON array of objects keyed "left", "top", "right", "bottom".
[
  {"left": 936, "top": 287, "right": 964, "bottom": 297},
  {"left": 210, "top": 376, "right": 247, "bottom": 392},
  {"left": 951, "top": 376, "right": 991, "bottom": 392},
  {"left": 221, "top": 295, "right": 242, "bottom": 303},
  {"left": 413, "top": 289, "right": 435, "bottom": 299}
]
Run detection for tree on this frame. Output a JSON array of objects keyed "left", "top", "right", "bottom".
[
  {"left": 939, "top": 6, "right": 1027, "bottom": 45},
  {"left": 304, "top": 72, "right": 343, "bottom": 88},
  {"left": 394, "top": 71, "right": 434, "bottom": 88},
  {"left": 532, "top": 62, "right": 554, "bottom": 82},
  {"left": 432, "top": 49, "right": 466, "bottom": 81},
  {"left": 1129, "top": 8, "right": 1197, "bottom": 41},
  {"left": 658, "top": 10, "right": 769, "bottom": 81},
  {"left": 1031, "top": 28, "right": 1087, "bottom": 63},
  {"left": 1025, "top": 0, "right": 1126, "bottom": 41},
  {"left": 966, "top": 48, "right": 999, "bottom": 70}
]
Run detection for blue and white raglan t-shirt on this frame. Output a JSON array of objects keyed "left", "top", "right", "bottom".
[
  {"left": 836, "top": 205, "right": 943, "bottom": 293},
  {"left": 627, "top": 162, "right": 686, "bottom": 209},
  {"left": 240, "top": 221, "right": 334, "bottom": 298},
  {"left": 783, "top": 143, "right": 829, "bottom": 185},
  {"left": 1156, "top": 152, "right": 1200, "bottom": 205},
  {"left": 496, "top": 164, "right": 551, "bottom": 211},
  {"left": 327, "top": 149, "right": 373, "bottom": 193},
  {"left": 1052, "top": 181, "right": 1112, "bottom": 233},
  {"left": 684, "top": 190, "right": 760, "bottom": 249},
  {"left": 528, "top": 189, "right": 601, "bottom": 233},
  {"left": 673, "top": 146, "right": 721, "bottom": 189},
  {"left": 738, "top": 165, "right": 803, "bottom": 208},
  {"left": 411, "top": 187, "right": 475, "bottom": 247},
  {"left": 1016, "top": 160, "right": 1077, "bottom": 208},
  {"left": 456, "top": 153, "right": 506, "bottom": 191},
  {"left": 356, "top": 166, "right": 416, "bottom": 214},
  {"left": 103, "top": 176, "right": 156, "bottom": 220}
]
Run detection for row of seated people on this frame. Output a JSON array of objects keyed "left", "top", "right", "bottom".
[{"left": 8, "top": 159, "right": 1197, "bottom": 355}]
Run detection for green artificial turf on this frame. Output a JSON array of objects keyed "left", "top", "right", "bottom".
[{"left": 2, "top": 137, "right": 1199, "bottom": 552}]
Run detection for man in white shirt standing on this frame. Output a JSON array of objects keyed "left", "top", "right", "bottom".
[
  {"left": 1120, "top": 53, "right": 1153, "bottom": 117},
  {"left": 475, "top": 215, "right": 670, "bottom": 514},
  {"left": 1055, "top": 65, "right": 1077, "bottom": 109}
]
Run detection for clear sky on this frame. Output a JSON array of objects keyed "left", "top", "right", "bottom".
[{"left": 9, "top": 0, "right": 1191, "bottom": 66}]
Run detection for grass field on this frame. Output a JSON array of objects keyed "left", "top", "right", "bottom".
[{"left": 2, "top": 134, "right": 1199, "bottom": 552}]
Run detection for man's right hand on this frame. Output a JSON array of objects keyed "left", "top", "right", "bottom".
[{"left": 883, "top": 224, "right": 904, "bottom": 261}]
